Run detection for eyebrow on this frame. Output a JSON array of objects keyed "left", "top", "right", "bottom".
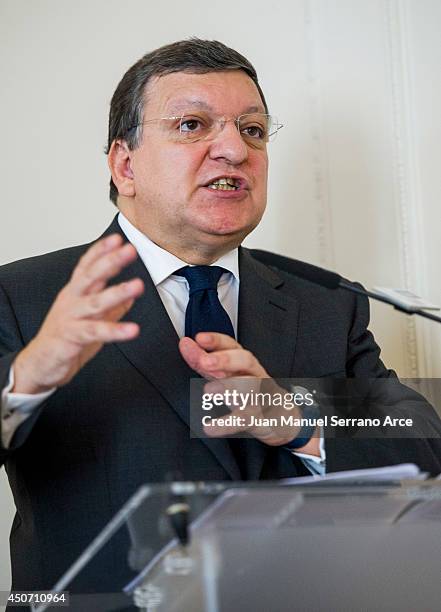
[{"left": 166, "top": 99, "right": 265, "bottom": 115}]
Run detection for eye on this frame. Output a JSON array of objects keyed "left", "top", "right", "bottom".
[
  {"left": 241, "top": 124, "right": 266, "bottom": 140},
  {"left": 180, "top": 116, "right": 206, "bottom": 133}
]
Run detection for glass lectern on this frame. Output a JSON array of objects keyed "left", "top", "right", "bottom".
[{"left": 33, "top": 478, "right": 441, "bottom": 612}]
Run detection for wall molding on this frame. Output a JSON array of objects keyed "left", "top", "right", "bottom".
[
  {"left": 304, "top": 0, "right": 335, "bottom": 269},
  {"left": 385, "top": 0, "right": 429, "bottom": 377}
]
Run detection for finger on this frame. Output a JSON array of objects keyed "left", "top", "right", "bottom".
[
  {"left": 74, "top": 234, "right": 123, "bottom": 274},
  {"left": 204, "top": 379, "right": 227, "bottom": 394},
  {"left": 200, "top": 348, "right": 268, "bottom": 377},
  {"left": 68, "top": 320, "right": 140, "bottom": 344},
  {"left": 204, "top": 417, "right": 249, "bottom": 437},
  {"left": 204, "top": 408, "right": 296, "bottom": 444},
  {"left": 179, "top": 337, "right": 210, "bottom": 375},
  {"left": 179, "top": 337, "right": 229, "bottom": 379},
  {"left": 105, "top": 298, "right": 135, "bottom": 322},
  {"left": 203, "top": 404, "right": 271, "bottom": 437},
  {"left": 69, "top": 235, "right": 125, "bottom": 295},
  {"left": 194, "top": 332, "right": 240, "bottom": 352},
  {"left": 74, "top": 279, "right": 144, "bottom": 318},
  {"left": 205, "top": 377, "right": 282, "bottom": 400},
  {"left": 70, "top": 243, "right": 138, "bottom": 296},
  {"left": 204, "top": 377, "right": 258, "bottom": 398}
]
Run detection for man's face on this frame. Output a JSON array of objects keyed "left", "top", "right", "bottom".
[{"left": 122, "top": 70, "right": 269, "bottom": 260}]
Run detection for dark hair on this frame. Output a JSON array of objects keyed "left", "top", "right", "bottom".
[{"left": 105, "top": 38, "right": 267, "bottom": 205}]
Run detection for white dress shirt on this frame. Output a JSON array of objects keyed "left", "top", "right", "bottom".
[
  {"left": 118, "top": 213, "right": 239, "bottom": 338},
  {"left": 1, "top": 212, "right": 325, "bottom": 474}
]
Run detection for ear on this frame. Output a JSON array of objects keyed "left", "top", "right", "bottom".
[{"left": 107, "top": 140, "right": 136, "bottom": 198}]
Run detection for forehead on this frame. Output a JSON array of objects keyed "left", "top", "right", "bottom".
[{"left": 143, "top": 70, "right": 266, "bottom": 116}]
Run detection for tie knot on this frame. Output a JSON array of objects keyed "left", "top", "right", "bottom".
[{"left": 176, "top": 265, "right": 226, "bottom": 294}]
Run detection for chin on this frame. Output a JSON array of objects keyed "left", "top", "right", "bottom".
[
  {"left": 197, "top": 222, "right": 256, "bottom": 247},
  {"left": 195, "top": 210, "right": 261, "bottom": 234}
]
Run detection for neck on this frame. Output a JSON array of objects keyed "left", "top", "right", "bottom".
[{"left": 118, "top": 206, "right": 240, "bottom": 265}]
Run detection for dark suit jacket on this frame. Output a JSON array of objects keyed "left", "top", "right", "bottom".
[{"left": 1, "top": 217, "right": 441, "bottom": 596}]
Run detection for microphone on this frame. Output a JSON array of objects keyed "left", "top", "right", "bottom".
[
  {"left": 165, "top": 498, "right": 190, "bottom": 546},
  {"left": 164, "top": 473, "right": 190, "bottom": 547},
  {"left": 250, "top": 249, "right": 441, "bottom": 324}
]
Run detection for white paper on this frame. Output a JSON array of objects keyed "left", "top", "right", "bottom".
[{"left": 280, "top": 462, "right": 427, "bottom": 485}]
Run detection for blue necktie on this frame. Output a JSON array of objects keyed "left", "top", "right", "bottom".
[{"left": 176, "top": 266, "right": 235, "bottom": 339}]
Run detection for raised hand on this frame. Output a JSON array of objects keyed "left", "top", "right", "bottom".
[{"left": 12, "top": 234, "right": 144, "bottom": 394}]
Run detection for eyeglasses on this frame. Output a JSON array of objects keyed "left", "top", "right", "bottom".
[{"left": 128, "top": 111, "right": 283, "bottom": 146}]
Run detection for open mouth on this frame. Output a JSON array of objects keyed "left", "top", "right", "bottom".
[{"left": 206, "top": 177, "right": 241, "bottom": 191}]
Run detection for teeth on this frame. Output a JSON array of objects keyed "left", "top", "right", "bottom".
[
  {"left": 207, "top": 177, "right": 239, "bottom": 190},
  {"left": 208, "top": 184, "right": 237, "bottom": 190}
]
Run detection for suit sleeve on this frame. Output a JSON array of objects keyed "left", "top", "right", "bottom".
[
  {"left": 0, "top": 281, "right": 47, "bottom": 463},
  {"left": 326, "top": 289, "right": 441, "bottom": 476}
]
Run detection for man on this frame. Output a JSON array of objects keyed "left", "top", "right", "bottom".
[{"left": 1, "top": 38, "right": 440, "bottom": 598}]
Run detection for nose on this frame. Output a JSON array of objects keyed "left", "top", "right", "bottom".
[{"left": 208, "top": 119, "right": 248, "bottom": 166}]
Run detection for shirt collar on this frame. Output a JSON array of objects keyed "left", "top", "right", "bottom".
[{"left": 117, "top": 212, "right": 239, "bottom": 286}]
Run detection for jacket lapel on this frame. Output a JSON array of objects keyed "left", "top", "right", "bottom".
[
  {"left": 238, "top": 247, "right": 300, "bottom": 378},
  {"left": 101, "top": 217, "right": 241, "bottom": 480},
  {"left": 237, "top": 247, "right": 301, "bottom": 479}
]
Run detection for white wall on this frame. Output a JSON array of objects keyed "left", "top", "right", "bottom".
[{"left": 1, "top": 0, "right": 440, "bottom": 595}]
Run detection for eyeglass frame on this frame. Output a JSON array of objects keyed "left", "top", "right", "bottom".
[{"left": 126, "top": 111, "right": 284, "bottom": 145}]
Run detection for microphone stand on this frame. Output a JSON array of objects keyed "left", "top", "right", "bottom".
[
  {"left": 338, "top": 279, "right": 441, "bottom": 324},
  {"left": 250, "top": 249, "right": 441, "bottom": 324}
]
